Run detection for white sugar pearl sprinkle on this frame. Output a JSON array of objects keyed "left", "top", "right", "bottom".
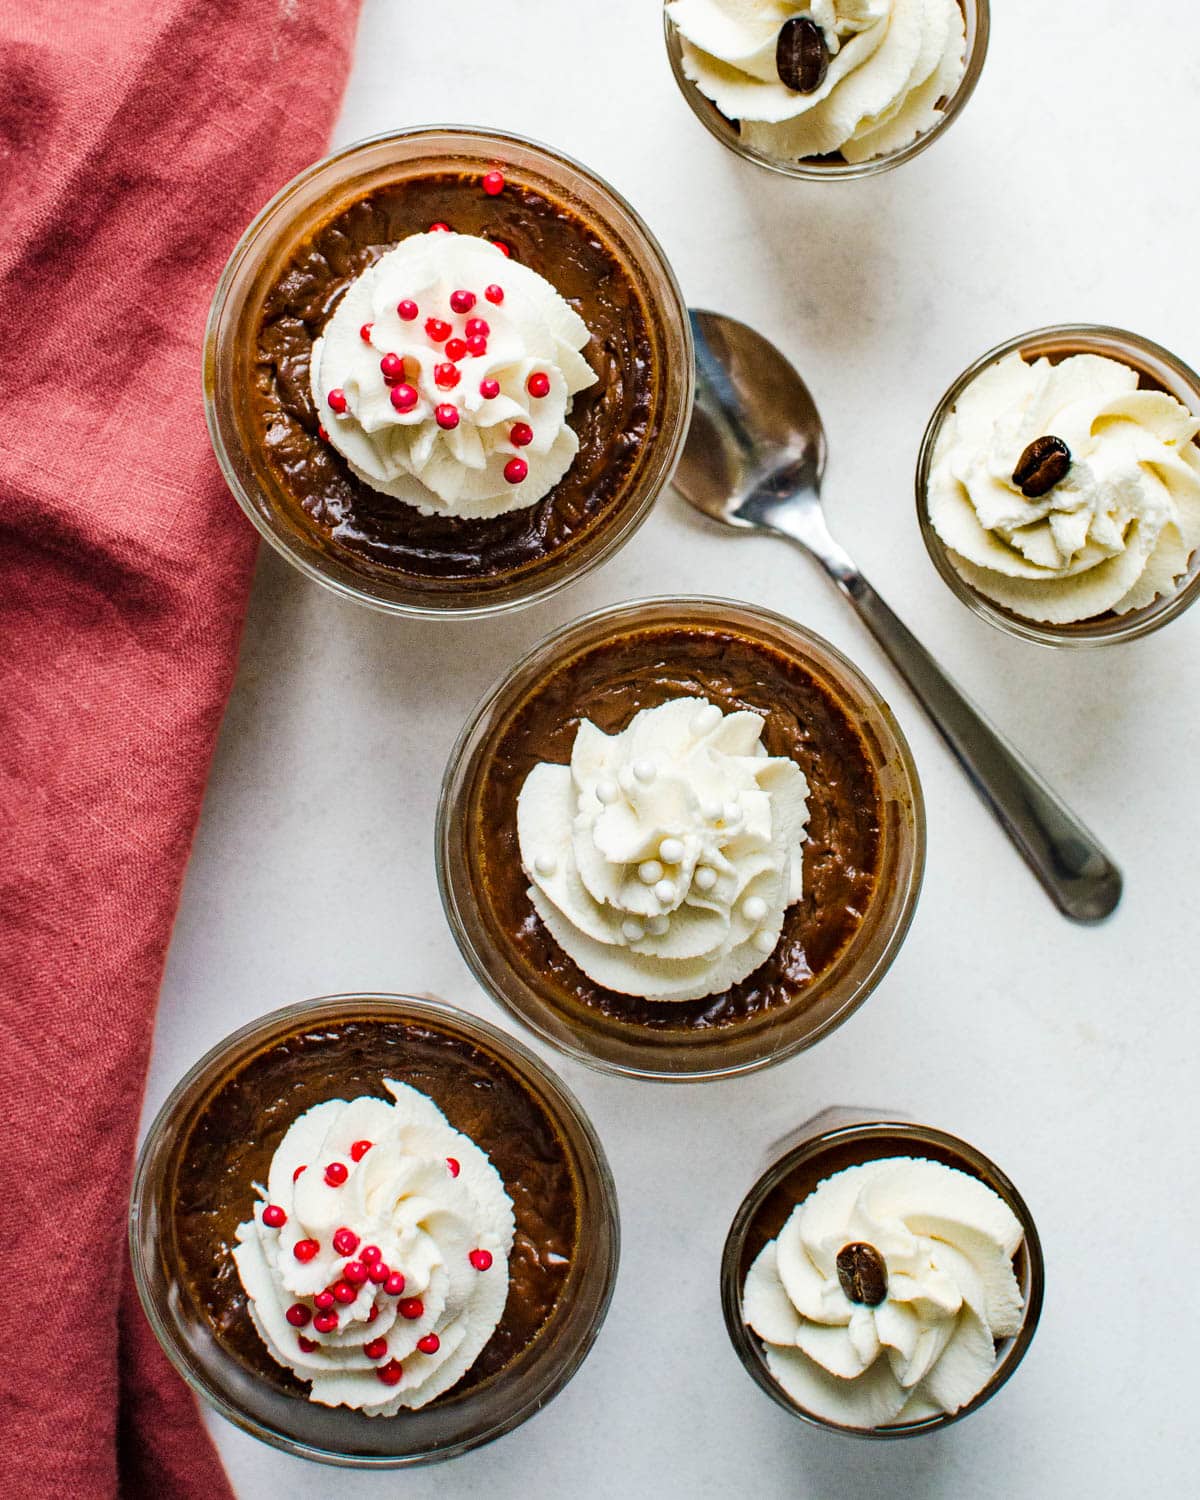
[
  {"left": 654, "top": 879, "right": 676, "bottom": 905},
  {"left": 659, "top": 837, "right": 684, "bottom": 865},
  {"left": 743, "top": 896, "right": 768, "bottom": 923},
  {"left": 753, "top": 929, "right": 777, "bottom": 954},
  {"left": 622, "top": 919, "right": 645, "bottom": 941},
  {"left": 648, "top": 914, "right": 670, "bottom": 936},
  {"left": 596, "top": 778, "right": 619, "bottom": 804},
  {"left": 534, "top": 854, "right": 557, "bottom": 877},
  {"left": 639, "top": 860, "right": 664, "bottom": 885},
  {"left": 701, "top": 801, "right": 723, "bottom": 822},
  {"left": 694, "top": 866, "right": 717, "bottom": 891},
  {"left": 633, "top": 760, "right": 657, "bottom": 783}
]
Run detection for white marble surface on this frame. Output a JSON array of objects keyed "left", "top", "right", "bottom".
[{"left": 145, "top": 2, "right": 1200, "bottom": 1494}]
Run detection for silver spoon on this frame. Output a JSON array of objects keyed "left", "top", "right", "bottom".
[{"left": 678, "top": 309, "right": 1122, "bottom": 923}]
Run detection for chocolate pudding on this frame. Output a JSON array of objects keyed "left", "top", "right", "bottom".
[
  {"left": 253, "top": 172, "right": 655, "bottom": 585},
  {"left": 170, "top": 1011, "right": 579, "bottom": 1404},
  {"left": 472, "top": 623, "right": 882, "bottom": 1036}
]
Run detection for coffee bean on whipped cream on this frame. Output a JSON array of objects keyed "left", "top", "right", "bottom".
[
  {"left": 1012, "top": 435, "right": 1072, "bottom": 499},
  {"left": 776, "top": 16, "right": 829, "bottom": 95},
  {"left": 836, "top": 1241, "right": 888, "bottom": 1306}
]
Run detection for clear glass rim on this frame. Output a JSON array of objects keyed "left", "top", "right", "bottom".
[
  {"left": 129, "top": 992, "right": 621, "bottom": 1467},
  {"left": 915, "top": 323, "right": 1200, "bottom": 648},
  {"left": 720, "top": 1115, "right": 1045, "bottom": 1438},
  {"left": 662, "top": 0, "right": 990, "bottom": 181},
  {"left": 436, "top": 595, "right": 926, "bottom": 1083},
  {"left": 203, "top": 124, "right": 694, "bottom": 620}
]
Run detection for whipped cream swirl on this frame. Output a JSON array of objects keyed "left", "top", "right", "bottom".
[
  {"left": 667, "top": 0, "right": 966, "bottom": 164},
  {"left": 928, "top": 352, "right": 1200, "bottom": 623},
  {"left": 310, "top": 231, "right": 596, "bottom": 519},
  {"left": 232, "top": 1080, "right": 514, "bottom": 1413},
  {"left": 743, "top": 1157, "right": 1026, "bottom": 1428},
  {"left": 517, "top": 696, "right": 809, "bottom": 1002}
]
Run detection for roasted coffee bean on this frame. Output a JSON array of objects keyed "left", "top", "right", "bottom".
[
  {"left": 836, "top": 1242, "right": 889, "bottom": 1306},
  {"left": 1012, "top": 435, "right": 1072, "bottom": 498},
  {"left": 776, "top": 16, "right": 829, "bottom": 94}
]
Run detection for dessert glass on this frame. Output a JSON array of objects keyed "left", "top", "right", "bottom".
[
  {"left": 663, "top": 1, "right": 990, "bottom": 181},
  {"left": 204, "top": 126, "right": 693, "bottom": 617},
  {"left": 721, "top": 1108, "right": 1044, "bottom": 1438},
  {"left": 438, "top": 597, "right": 925, "bottom": 1082},
  {"left": 130, "top": 994, "right": 620, "bottom": 1467},
  {"left": 916, "top": 324, "right": 1200, "bottom": 647}
]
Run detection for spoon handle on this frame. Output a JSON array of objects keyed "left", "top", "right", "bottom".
[{"left": 833, "top": 568, "right": 1121, "bottom": 922}]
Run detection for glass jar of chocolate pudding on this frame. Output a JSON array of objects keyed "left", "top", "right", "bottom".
[
  {"left": 130, "top": 995, "right": 619, "bottom": 1466},
  {"left": 438, "top": 598, "right": 925, "bottom": 1081},
  {"left": 205, "top": 127, "right": 692, "bottom": 616},
  {"left": 917, "top": 325, "right": 1200, "bottom": 647},
  {"left": 663, "top": 1, "right": 989, "bottom": 182},
  {"left": 721, "top": 1109, "right": 1044, "bottom": 1437}
]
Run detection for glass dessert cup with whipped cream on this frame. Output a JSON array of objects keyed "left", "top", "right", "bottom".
[
  {"left": 917, "top": 325, "right": 1200, "bottom": 647},
  {"left": 663, "top": 1, "right": 989, "bottom": 181},
  {"left": 129, "top": 994, "right": 619, "bottom": 1467},
  {"left": 204, "top": 126, "right": 692, "bottom": 617},
  {"left": 721, "top": 1109, "right": 1044, "bottom": 1437},
  {"left": 438, "top": 598, "right": 924, "bottom": 1082}
]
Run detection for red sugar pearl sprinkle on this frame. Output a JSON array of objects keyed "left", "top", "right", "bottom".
[
  {"left": 526, "top": 371, "right": 551, "bottom": 399},
  {"left": 332, "top": 1227, "right": 360, "bottom": 1256},
  {"left": 313, "top": 1311, "right": 339, "bottom": 1334},
  {"left": 417, "top": 1333, "right": 441, "bottom": 1355},
  {"left": 465, "top": 317, "right": 490, "bottom": 338},
  {"left": 397, "top": 299, "right": 419, "bottom": 321},
  {"left": 466, "top": 334, "right": 488, "bottom": 358},
  {"left": 366, "top": 1304, "right": 379, "bottom": 1324},
  {"left": 482, "top": 170, "right": 505, "bottom": 197},
  {"left": 485, "top": 284, "right": 505, "bottom": 304},
  {"left": 435, "top": 404, "right": 460, "bottom": 430},
  {"left": 377, "top": 1359, "right": 404, "bottom": 1386},
  {"left": 444, "top": 337, "right": 468, "bottom": 362},
  {"left": 317, "top": 424, "right": 329, "bottom": 442},
  {"left": 359, "top": 322, "right": 374, "bottom": 343},
  {"left": 491, "top": 240, "right": 511, "bottom": 258},
  {"left": 390, "top": 383, "right": 419, "bottom": 413},
  {"left": 399, "top": 1298, "right": 425, "bottom": 1321},
  {"left": 326, "top": 388, "right": 348, "bottom": 414},
  {"left": 324, "top": 1162, "right": 348, "bottom": 1187},
  {"left": 364, "top": 1337, "right": 389, "bottom": 1360},
  {"left": 314, "top": 1290, "right": 335, "bottom": 1310},
  {"left": 380, "top": 352, "right": 404, "bottom": 383},
  {"left": 469, "top": 1249, "right": 494, "bottom": 1272},
  {"left": 293, "top": 1164, "right": 307, "bottom": 1182},
  {"left": 384, "top": 1272, "right": 407, "bottom": 1296},
  {"left": 332, "top": 1280, "right": 357, "bottom": 1305},
  {"left": 446, "top": 1158, "right": 461, "bottom": 1177},
  {"left": 429, "top": 221, "right": 452, "bottom": 233},
  {"left": 285, "top": 1303, "right": 311, "bottom": 1328},
  {"left": 509, "top": 422, "right": 533, "bottom": 448},
  {"left": 343, "top": 1261, "right": 369, "bottom": 1287},
  {"left": 368, "top": 1261, "right": 392, "bottom": 1285},
  {"left": 449, "top": 289, "right": 476, "bottom": 314},
  {"left": 361, "top": 1245, "right": 381, "bottom": 1264},
  {"left": 479, "top": 379, "right": 500, "bottom": 400},
  {"left": 262, "top": 1205, "right": 287, "bottom": 1229},
  {"left": 297, "top": 1335, "right": 319, "bottom": 1353},
  {"left": 350, "top": 1140, "right": 373, "bottom": 1162},
  {"left": 425, "top": 317, "right": 451, "bottom": 344},
  {"left": 293, "top": 1239, "right": 320, "bottom": 1263},
  {"left": 435, "top": 363, "right": 461, "bottom": 390},
  {"left": 503, "top": 457, "right": 529, "bottom": 485}
]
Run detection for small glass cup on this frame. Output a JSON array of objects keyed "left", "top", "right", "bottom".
[
  {"left": 916, "top": 324, "right": 1200, "bottom": 647},
  {"left": 437, "top": 597, "right": 925, "bottom": 1082},
  {"left": 130, "top": 994, "right": 620, "bottom": 1467},
  {"left": 204, "top": 126, "right": 693, "bottom": 617},
  {"left": 663, "top": 1, "right": 990, "bottom": 181},
  {"left": 721, "top": 1108, "right": 1044, "bottom": 1437}
]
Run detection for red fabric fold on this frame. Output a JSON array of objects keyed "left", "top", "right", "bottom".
[{"left": 0, "top": 2, "right": 361, "bottom": 1494}]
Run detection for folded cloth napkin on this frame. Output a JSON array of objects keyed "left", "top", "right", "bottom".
[{"left": 0, "top": 1, "right": 361, "bottom": 1494}]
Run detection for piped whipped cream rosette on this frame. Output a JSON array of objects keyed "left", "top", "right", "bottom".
[
  {"left": 743, "top": 1157, "right": 1026, "bottom": 1428},
  {"left": 310, "top": 231, "right": 596, "bottom": 520},
  {"left": 928, "top": 351, "right": 1200, "bottom": 623},
  {"left": 232, "top": 1080, "right": 514, "bottom": 1414},
  {"left": 667, "top": 0, "right": 966, "bottom": 165},
  {"left": 516, "top": 696, "right": 810, "bottom": 1003}
]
